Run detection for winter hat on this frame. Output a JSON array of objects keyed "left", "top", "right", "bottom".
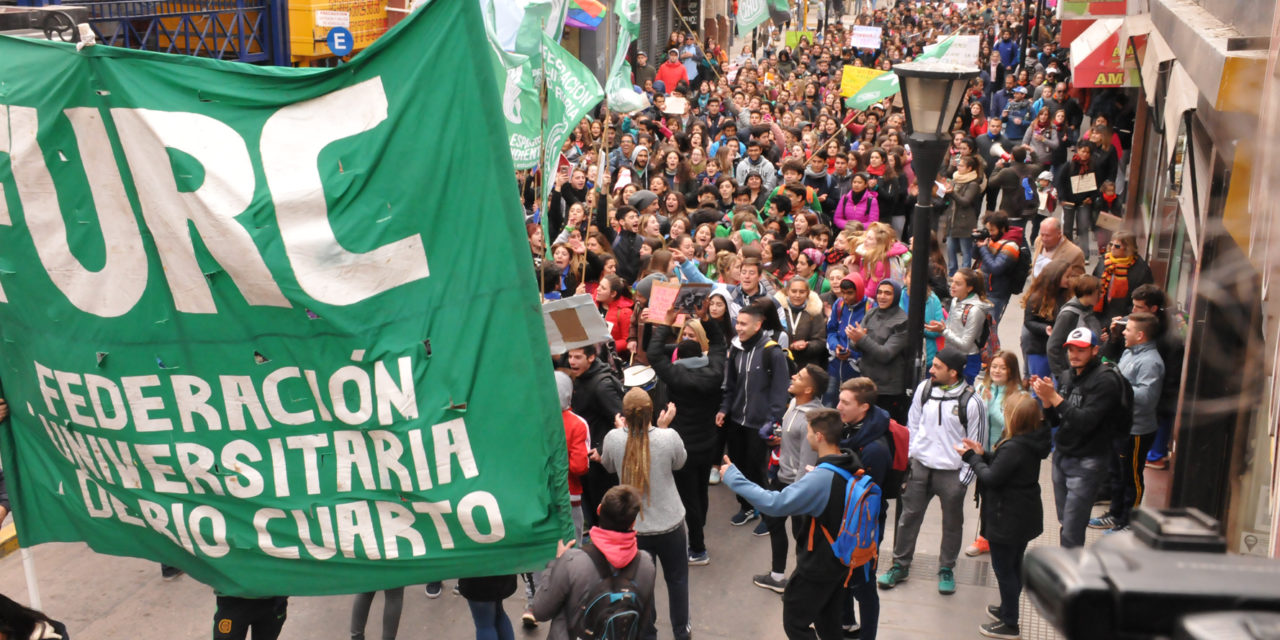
[
  {"left": 652, "top": 80, "right": 666, "bottom": 93},
  {"left": 554, "top": 370, "right": 573, "bottom": 411},
  {"left": 802, "top": 248, "right": 825, "bottom": 267},
  {"left": 936, "top": 346, "right": 967, "bottom": 375},
  {"left": 634, "top": 273, "right": 667, "bottom": 299},
  {"left": 1037, "top": 170, "right": 1054, "bottom": 182},
  {"left": 629, "top": 189, "right": 659, "bottom": 211},
  {"left": 676, "top": 340, "right": 703, "bottom": 359}
]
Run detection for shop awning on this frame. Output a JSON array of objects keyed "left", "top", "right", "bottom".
[
  {"left": 1069, "top": 18, "right": 1145, "bottom": 88},
  {"left": 1117, "top": 13, "right": 1176, "bottom": 106}
]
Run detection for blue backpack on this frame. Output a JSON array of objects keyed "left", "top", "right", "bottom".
[{"left": 809, "top": 462, "right": 882, "bottom": 586}]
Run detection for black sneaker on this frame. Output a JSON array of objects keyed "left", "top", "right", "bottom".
[
  {"left": 752, "top": 573, "right": 787, "bottom": 593},
  {"left": 160, "top": 565, "right": 184, "bottom": 581},
  {"left": 986, "top": 605, "right": 1001, "bottom": 622},
  {"left": 752, "top": 519, "right": 769, "bottom": 536},
  {"left": 730, "top": 507, "right": 758, "bottom": 526},
  {"left": 424, "top": 582, "right": 443, "bottom": 599},
  {"left": 979, "top": 620, "right": 1020, "bottom": 639}
]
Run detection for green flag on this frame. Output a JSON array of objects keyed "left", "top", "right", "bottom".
[
  {"left": 606, "top": 0, "right": 649, "bottom": 114},
  {"left": 540, "top": 31, "right": 604, "bottom": 206},
  {"left": 844, "top": 71, "right": 901, "bottom": 110},
  {"left": 488, "top": 25, "right": 541, "bottom": 167},
  {"left": 737, "top": 0, "right": 790, "bottom": 36},
  {"left": 0, "top": 0, "right": 568, "bottom": 597},
  {"left": 917, "top": 35, "right": 957, "bottom": 61}
]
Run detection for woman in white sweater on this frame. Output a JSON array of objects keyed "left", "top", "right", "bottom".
[{"left": 601, "top": 389, "right": 690, "bottom": 640}]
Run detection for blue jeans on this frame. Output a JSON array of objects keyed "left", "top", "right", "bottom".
[
  {"left": 1148, "top": 414, "right": 1174, "bottom": 461},
  {"left": 988, "top": 295, "right": 1009, "bottom": 327},
  {"left": 1051, "top": 453, "right": 1107, "bottom": 548},
  {"left": 947, "top": 237, "right": 975, "bottom": 275},
  {"left": 988, "top": 540, "right": 1028, "bottom": 627},
  {"left": 465, "top": 600, "right": 514, "bottom": 640}
]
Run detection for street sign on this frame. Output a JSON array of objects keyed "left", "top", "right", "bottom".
[
  {"left": 315, "top": 9, "right": 349, "bottom": 27},
  {"left": 326, "top": 25, "right": 353, "bottom": 56}
]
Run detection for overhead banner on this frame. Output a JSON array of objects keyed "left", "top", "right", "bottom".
[{"left": 0, "top": 0, "right": 569, "bottom": 598}]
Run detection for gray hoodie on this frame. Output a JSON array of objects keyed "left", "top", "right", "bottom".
[{"left": 778, "top": 398, "right": 823, "bottom": 484}]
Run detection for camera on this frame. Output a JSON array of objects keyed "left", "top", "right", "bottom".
[
  {"left": 971, "top": 228, "right": 990, "bottom": 241},
  {"left": 1024, "top": 508, "right": 1280, "bottom": 640}
]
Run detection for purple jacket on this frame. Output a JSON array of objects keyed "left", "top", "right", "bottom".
[{"left": 833, "top": 189, "right": 880, "bottom": 230}]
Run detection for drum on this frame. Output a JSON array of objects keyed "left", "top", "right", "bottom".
[{"left": 622, "top": 365, "right": 657, "bottom": 391}]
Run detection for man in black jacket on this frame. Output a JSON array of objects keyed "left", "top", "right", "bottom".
[
  {"left": 716, "top": 302, "right": 790, "bottom": 527},
  {"left": 646, "top": 311, "right": 726, "bottom": 565},
  {"left": 567, "top": 345, "right": 624, "bottom": 528},
  {"left": 611, "top": 206, "right": 644, "bottom": 284},
  {"left": 1030, "top": 327, "right": 1126, "bottom": 548}
]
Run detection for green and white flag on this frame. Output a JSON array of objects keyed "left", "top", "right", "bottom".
[
  {"left": 605, "top": 0, "right": 649, "bottom": 114},
  {"left": 488, "top": 24, "right": 541, "bottom": 167},
  {"left": 844, "top": 71, "right": 900, "bottom": 110},
  {"left": 0, "top": 0, "right": 569, "bottom": 597},
  {"left": 737, "top": 0, "right": 790, "bottom": 36},
  {"left": 540, "top": 31, "right": 604, "bottom": 205}
]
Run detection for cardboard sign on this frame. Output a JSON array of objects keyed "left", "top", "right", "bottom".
[
  {"left": 645, "top": 281, "right": 686, "bottom": 326},
  {"left": 1070, "top": 172, "right": 1097, "bottom": 194},
  {"left": 1095, "top": 211, "right": 1124, "bottom": 231},
  {"left": 544, "top": 294, "right": 615, "bottom": 353}
]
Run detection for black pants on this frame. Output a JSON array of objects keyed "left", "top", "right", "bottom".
[
  {"left": 637, "top": 526, "right": 691, "bottom": 640},
  {"left": 581, "top": 461, "right": 618, "bottom": 529},
  {"left": 875, "top": 394, "right": 909, "bottom": 425},
  {"left": 782, "top": 572, "right": 845, "bottom": 640},
  {"left": 1107, "top": 432, "right": 1155, "bottom": 528},
  {"left": 841, "top": 578, "right": 880, "bottom": 640},
  {"left": 727, "top": 423, "right": 768, "bottom": 511},
  {"left": 672, "top": 453, "right": 714, "bottom": 554},
  {"left": 213, "top": 596, "right": 288, "bottom": 640},
  {"left": 765, "top": 478, "right": 801, "bottom": 574},
  {"left": 1026, "top": 214, "right": 1044, "bottom": 248},
  {"left": 988, "top": 540, "right": 1028, "bottom": 627}
]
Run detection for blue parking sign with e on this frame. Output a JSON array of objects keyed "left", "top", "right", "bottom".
[{"left": 327, "top": 26, "right": 354, "bottom": 56}]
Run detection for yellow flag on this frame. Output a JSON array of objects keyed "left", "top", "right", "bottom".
[{"left": 840, "top": 67, "right": 887, "bottom": 97}]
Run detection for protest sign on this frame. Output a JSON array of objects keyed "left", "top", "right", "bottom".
[
  {"left": 544, "top": 295, "right": 614, "bottom": 353},
  {"left": 840, "top": 67, "right": 887, "bottom": 98},
  {"left": 850, "top": 26, "right": 882, "bottom": 49},
  {"left": 785, "top": 31, "right": 816, "bottom": 49},
  {"left": 645, "top": 281, "right": 685, "bottom": 326},
  {"left": 0, "top": 0, "right": 569, "bottom": 597}
]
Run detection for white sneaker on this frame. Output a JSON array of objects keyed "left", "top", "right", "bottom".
[{"left": 709, "top": 468, "right": 722, "bottom": 485}]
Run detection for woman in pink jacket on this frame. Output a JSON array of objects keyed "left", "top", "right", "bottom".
[{"left": 833, "top": 172, "right": 879, "bottom": 230}]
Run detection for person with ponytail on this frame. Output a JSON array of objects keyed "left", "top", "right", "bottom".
[{"left": 600, "top": 389, "right": 691, "bottom": 640}]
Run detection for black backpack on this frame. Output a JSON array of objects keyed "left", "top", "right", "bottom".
[
  {"left": 1004, "top": 238, "right": 1032, "bottom": 295},
  {"left": 1100, "top": 362, "right": 1135, "bottom": 436},
  {"left": 916, "top": 378, "right": 977, "bottom": 432},
  {"left": 572, "top": 544, "right": 648, "bottom": 640},
  {"left": 961, "top": 304, "right": 993, "bottom": 355}
]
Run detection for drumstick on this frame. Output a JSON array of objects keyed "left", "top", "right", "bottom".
[{"left": 629, "top": 349, "right": 635, "bottom": 367}]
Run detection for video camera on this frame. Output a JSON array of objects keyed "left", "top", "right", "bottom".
[{"left": 1025, "top": 508, "right": 1280, "bottom": 640}]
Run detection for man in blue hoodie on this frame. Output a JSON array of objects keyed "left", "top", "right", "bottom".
[
  {"left": 835, "top": 378, "right": 892, "bottom": 640},
  {"left": 720, "top": 409, "right": 866, "bottom": 640},
  {"left": 824, "top": 274, "right": 867, "bottom": 406}
]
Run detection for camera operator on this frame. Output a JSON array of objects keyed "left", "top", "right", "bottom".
[
  {"left": 1029, "top": 328, "right": 1127, "bottom": 548},
  {"left": 974, "top": 211, "right": 1025, "bottom": 326}
]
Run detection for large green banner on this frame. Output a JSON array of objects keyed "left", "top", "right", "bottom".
[{"left": 0, "top": 0, "right": 569, "bottom": 597}]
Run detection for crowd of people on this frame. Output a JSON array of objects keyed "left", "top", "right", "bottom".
[{"left": 521, "top": 1, "right": 1179, "bottom": 640}]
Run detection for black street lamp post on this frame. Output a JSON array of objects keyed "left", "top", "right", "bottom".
[{"left": 893, "top": 60, "right": 980, "bottom": 375}]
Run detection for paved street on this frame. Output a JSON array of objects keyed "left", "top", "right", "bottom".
[{"left": 0, "top": 297, "right": 1120, "bottom": 639}]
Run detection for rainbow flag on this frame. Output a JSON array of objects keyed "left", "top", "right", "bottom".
[{"left": 566, "top": 0, "right": 606, "bottom": 29}]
